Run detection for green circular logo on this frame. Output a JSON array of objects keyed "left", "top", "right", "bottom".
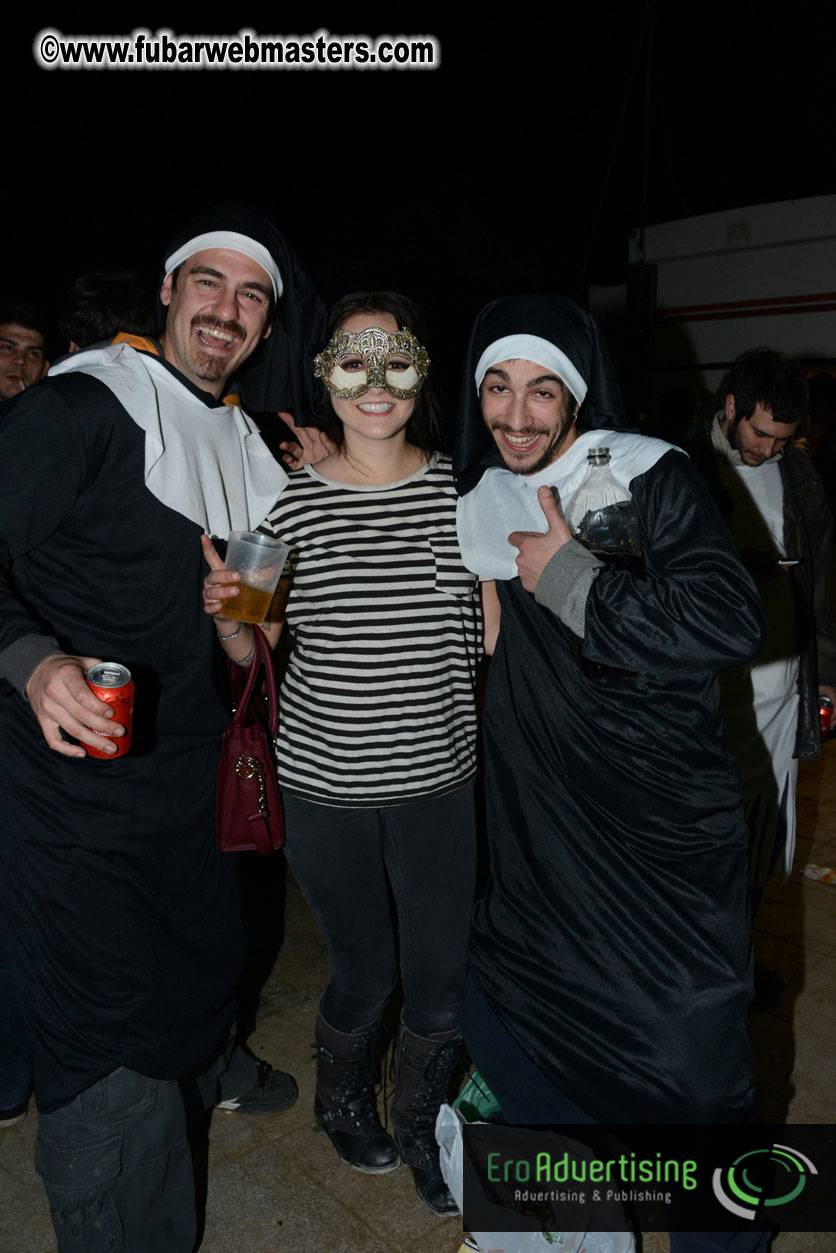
[{"left": 713, "top": 1143, "right": 817, "bottom": 1220}]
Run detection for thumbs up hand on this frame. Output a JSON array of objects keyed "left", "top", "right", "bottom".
[{"left": 508, "top": 486, "right": 572, "bottom": 592}]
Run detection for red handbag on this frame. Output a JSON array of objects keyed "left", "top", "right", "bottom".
[{"left": 216, "top": 627, "right": 284, "bottom": 855}]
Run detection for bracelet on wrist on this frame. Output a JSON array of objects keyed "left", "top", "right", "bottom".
[
  {"left": 216, "top": 623, "right": 246, "bottom": 641},
  {"left": 237, "top": 640, "right": 256, "bottom": 667}
]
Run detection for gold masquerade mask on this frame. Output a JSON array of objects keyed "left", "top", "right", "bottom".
[{"left": 314, "top": 325, "right": 429, "bottom": 400}]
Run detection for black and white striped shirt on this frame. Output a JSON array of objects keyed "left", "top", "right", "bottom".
[{"left": 259, "top": 455, "right": 481, "bottom": 805}]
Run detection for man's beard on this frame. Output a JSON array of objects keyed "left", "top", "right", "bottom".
[
  {"left": 189, "top": 314, "right": 246, "bottom": 382},
  {"left": 494, "top": 415, "right": 577, "bottom": 475},
  {"left": 727, "top": 417, "right": 766, "bottom": 465}
]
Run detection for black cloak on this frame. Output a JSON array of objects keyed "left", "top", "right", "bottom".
[
  {"left": 0, "top": 208, "right": 327, "bottom": 1110},
  {"left": 457, "top": 295, "right": 765, "bottom": 1125}
]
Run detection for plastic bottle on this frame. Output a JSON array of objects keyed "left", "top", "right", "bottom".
[{"left": 564, "top": 448, "right": 643, "bottom": 571}]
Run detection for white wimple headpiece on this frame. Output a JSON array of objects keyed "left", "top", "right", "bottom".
[
  {"left": 164, "top": 230, "right": 283, "bottom": 298},
  {"left": 475, "top": 334, "right": 588, "bottom": 405}
]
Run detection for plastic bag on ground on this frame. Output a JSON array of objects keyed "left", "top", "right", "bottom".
[{"left": 437, "top": 1103, "right": 635, "bottom": 1253}]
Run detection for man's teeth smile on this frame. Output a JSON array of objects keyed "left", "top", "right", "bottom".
[
  {"left": 196, "top": 326, "right": 236, "bottom": 347},
  {"left": 501, "top": 431, "right": 542, "bottom": 449}
]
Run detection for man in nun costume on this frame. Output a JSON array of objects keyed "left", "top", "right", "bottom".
[
  {"left": 0, "top": 203, "right": 326, "bottom": 1248},
  {"left": 455, "top": 295, "right": 769, "bottom": 1253}
]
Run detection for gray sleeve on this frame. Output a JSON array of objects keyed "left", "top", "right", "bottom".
[
  {"left": 0, "top": 635, "right": 62, "bottom": 699},
  {"left": 534, "top": 539, "right": 602, "bottom": 637}
]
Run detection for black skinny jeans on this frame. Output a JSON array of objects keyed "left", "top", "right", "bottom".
[{"left": 282, "top": 782, "right": 476, "bottom": 1039}]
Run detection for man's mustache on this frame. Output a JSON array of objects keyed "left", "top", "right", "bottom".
[{"left": 490, "top": 423, "right": 550, "bottom": 435}]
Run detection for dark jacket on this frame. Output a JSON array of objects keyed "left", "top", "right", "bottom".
[{"left": 686, "top": 418, "right": 836, "bottom": 759}]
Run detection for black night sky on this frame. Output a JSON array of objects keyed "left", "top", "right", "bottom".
[{"left": 10, "top": 8, "right": 835, "bottom": 395}]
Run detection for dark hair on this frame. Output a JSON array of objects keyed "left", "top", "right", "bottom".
[
  {"left": 323, "top": 291, "right": 448, "bottom": 457},
  {"left": 719, "top": 347, "right": 808, "bottom": 427},
  {"left": 58, "top": 269, "right": 157, "bottom": 349},
  {"left": 0, "top": 300, "right": 49, "bottom": 342}
]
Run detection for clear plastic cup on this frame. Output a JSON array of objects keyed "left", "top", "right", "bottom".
[{"left": 221, "top": 531, "right": 290, "bottom": 625}]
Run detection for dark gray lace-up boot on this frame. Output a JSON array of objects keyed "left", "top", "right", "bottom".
[
  {"left": 391, "top": 1024, "right": 461, "bottom": 1216},
  {"left": 314, "top": 1010, "right": 400, "bottom": 1174}
]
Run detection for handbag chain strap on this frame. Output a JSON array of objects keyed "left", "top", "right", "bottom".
[{"left": 234, "top": 753, "right": 268, "bottom": 818}]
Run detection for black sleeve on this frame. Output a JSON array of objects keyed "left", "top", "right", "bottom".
[
  {"left": 0, "top": 383, "right": 88, "bottom": 689},
  {"left": 580, "top": 451, "right": 765, "bottom": 676}
]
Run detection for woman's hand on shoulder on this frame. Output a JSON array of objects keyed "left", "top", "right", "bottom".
[{"left": 278, "top": 411, "right": 337, "bottom": 469}]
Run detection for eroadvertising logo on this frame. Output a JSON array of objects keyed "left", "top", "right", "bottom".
[
  {"left": 712, "top": 1143, "right": 817, "bottom": 1220},
  {"left": 461, "top": 1124, "right": 835, "bottom": 1234}
]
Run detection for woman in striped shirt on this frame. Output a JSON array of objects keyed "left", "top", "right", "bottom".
[{"left": 203, "top": 293, "right": 483, "bottom": 1216}]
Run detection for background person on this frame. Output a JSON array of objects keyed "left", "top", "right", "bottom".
[
  {"left": 0, "top": 301, "right": 49, "bottom": 400},
  {"left": 56, "top": 267, "right": 157, "bottom": 352},
  {"left": 686, "top": 348, "right": 836, "bottom": 912}
]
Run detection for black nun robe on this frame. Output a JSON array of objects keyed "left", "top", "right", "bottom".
[
  {"left": 0, "top": 204, "right": 325, "bottom": 1112},
  {"left": 454, "top": 295, "right": 765, "bottom": 1125}
]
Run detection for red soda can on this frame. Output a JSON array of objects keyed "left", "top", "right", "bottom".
[
  {"left": 819, "top": 696, "right": 833, "bottom": 739},
  {"left": 85, "top": 662, "right": 134, "bottom": 759}
]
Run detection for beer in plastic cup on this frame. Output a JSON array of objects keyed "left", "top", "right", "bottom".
[{"left": 220, "top": 531, "right": 290, "bottom": 625}]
